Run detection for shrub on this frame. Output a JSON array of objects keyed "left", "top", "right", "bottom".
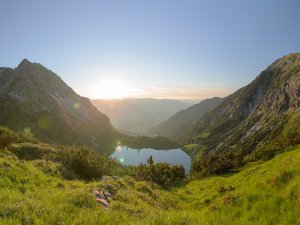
[
  {"left": 191, "top": 152, "right": 242, "bottom": 176},
  {"left": 0, "top": 126, "right": 18, "bottom": 147},
  {"left": 9, "top": 143, "right": 57, "bottom": 160},
  {"left": 57, "top": 145, "right": 112, "bottom": 180},
  {"left": 135, "top": 156, "right": 185, "bottom": 187}
]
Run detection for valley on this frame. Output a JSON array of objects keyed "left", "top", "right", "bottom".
[{"left": 0, "top": 53, "right": 299, "bottom": 224}]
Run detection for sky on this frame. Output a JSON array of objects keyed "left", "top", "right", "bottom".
[{"left": 0, "top": 0, "right": 300, "bottom": 101}]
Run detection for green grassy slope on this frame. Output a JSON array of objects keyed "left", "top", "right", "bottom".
[{"left": 1, "top": 144, "right": 300, "bottom": 224}]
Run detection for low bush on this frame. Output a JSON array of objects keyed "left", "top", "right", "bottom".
[
  {"left": 0, "top": 126, "right": 18, "bottom": 147},
  {"left": 135, "top": 156, "right": 185, "bottom": 187},
  {"left": 9, "top": 143, "right": 57, "bottom": 160},
  {"left": 191, "top": 152, "right": 242, "bottom": 176},
  {"left": 57, "top": 145, "right": 116, "bottom": 180}
]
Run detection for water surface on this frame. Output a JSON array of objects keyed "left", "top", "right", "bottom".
[{"left": 110, "top": 146, "right": 191, "bottom": 173}]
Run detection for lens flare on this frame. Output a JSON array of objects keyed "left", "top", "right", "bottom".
[
  {"left": 115, "top": 145, "right": 123, "bottom": 152},
  {"left": 73, "top": 102, "right": 80, "bottom": 109},
  {"left": 38, "top": 114, "right": 53, "bottom": 130}
]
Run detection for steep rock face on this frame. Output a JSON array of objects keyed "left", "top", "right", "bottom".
[
  {"left": 183, "top": 53, "right": 300, "bottom": 162},
  {"left": 148, "top": 97, "right": 222, "bottom": 140},
  {"left": 0, "top": 59, "right": 115, "bottom": 153}
]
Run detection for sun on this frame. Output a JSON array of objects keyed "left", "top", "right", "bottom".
[{"left": 90, "top": 79, "right": 135, "bottom": 99}]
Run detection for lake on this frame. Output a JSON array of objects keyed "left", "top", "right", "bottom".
[{"left": 110, "top": 146, "right": 191, "bottom": 173}]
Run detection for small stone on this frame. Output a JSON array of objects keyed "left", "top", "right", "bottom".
[
  {"left": 105, "top": 192, "right": 112, "bottom": 197},
  {"left": 101, "top": 175, "right": 111, "bottom": 181}
]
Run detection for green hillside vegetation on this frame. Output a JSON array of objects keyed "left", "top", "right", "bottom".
[{"left": 1, "top": 125, "right": 300, "bottom": 224}]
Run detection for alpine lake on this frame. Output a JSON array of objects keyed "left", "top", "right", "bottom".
[{"left": 110, "top": 145, "right": 191, "bottom": 173}]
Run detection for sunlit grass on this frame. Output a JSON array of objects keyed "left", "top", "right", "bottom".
[{"left": 0, "top": 145, "right": 300, "bottom": 224}]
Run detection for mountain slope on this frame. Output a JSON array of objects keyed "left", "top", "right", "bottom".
[
  {"left": 148, "top": 97, "right": 223, "bottom": 140},
  {"left": 0, "top": 59, "right": 116, "bottom": 152},
  {"left": 182, "top": 53, "right": 300, "bottom": 174},
  {"left": 92, "top": 98, "right": 190, "bottom": 134}
]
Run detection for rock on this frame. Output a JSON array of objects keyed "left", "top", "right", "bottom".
[
  {"left": 96, "top": 198, "right": 109, "bottom": 209},
  {"left": 101, "top": 175, "right": 111, "bottom": 181},
  {"left": 92, "top": 189, "right": 101, "bottom": 195},
  {"left": 101, "top": 175, "right": 119, "bottom": 181},
  {"left": 105, "top": 192, "right": 112, "bottom": 197},
  {"left": 112, "top": 176, "right": 119, "bottom": 180},
  {"left": 92, "top": 188, "right": 113, "bottom": 209}
]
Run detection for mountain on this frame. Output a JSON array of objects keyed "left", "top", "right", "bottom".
[
  {"left": 148, "top": 97, "right": 223, "bottom": 140},
  {"left": 0, "top": 59, "right": 116, "bottom": 153},
  {"left": 92, "top": 98, "right": 190, "bottom": 134},
  {"left": 181, "top": 53, "right": 300, "bottom": 175}
]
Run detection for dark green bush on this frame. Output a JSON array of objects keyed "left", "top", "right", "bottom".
[
  {"left": 57, "top": 145, "right": 114, "bottom": 180},
  {"left": 9, "top": 143, "right": 57, "bottom": 160},
  {"left": 0, "top": 126, "right": 18, "bottom": 147},
  {"left": 191, "top": 152, "right": 242, "bottom": 176},
  {"left": 135, "top": 156, "right": 185, "bottom": 187}
]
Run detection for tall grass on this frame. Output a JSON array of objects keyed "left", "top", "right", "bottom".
[{"left": 0, "top": 145, "right": 300, "bottom": 224}]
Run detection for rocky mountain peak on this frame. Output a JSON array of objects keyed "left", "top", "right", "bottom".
[
  {"left": 0, "top": 60, "right": 115, "bottom": 152},
  {"left": 17, "top": 58, "right": 32, "bottom": 69}
]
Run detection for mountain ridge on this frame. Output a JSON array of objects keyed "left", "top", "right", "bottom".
[
  {"left": 184, "top": 53, "right": 300, "bottom": 175},
  {"left": 0, "top": 59, "right": 116, "bottom": 153}
]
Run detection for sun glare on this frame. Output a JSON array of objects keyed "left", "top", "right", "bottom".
[{"left": 90, "top": 79, "right": 135, "bottom": 99}]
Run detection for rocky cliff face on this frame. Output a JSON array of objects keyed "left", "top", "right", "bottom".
[
  {"left": 182, "top": 53, "right": 300, "bottom": 166},
  {"left": 0, "top": 59, "right": 116, "bottom": 153}
]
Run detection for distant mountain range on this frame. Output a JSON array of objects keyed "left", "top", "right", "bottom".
[
  {"left": 92, "top": 98, "right": 190, "bottom": 134},
  {"left": 148, "top": 97, "right": 222, "bottom": 140},
  {"left": 0, "top": 59, "right": 116, "bottom": 153}
]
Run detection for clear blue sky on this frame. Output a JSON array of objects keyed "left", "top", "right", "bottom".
[{"left": 1, "top": 0, "right": 299, "bottom": 100}]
